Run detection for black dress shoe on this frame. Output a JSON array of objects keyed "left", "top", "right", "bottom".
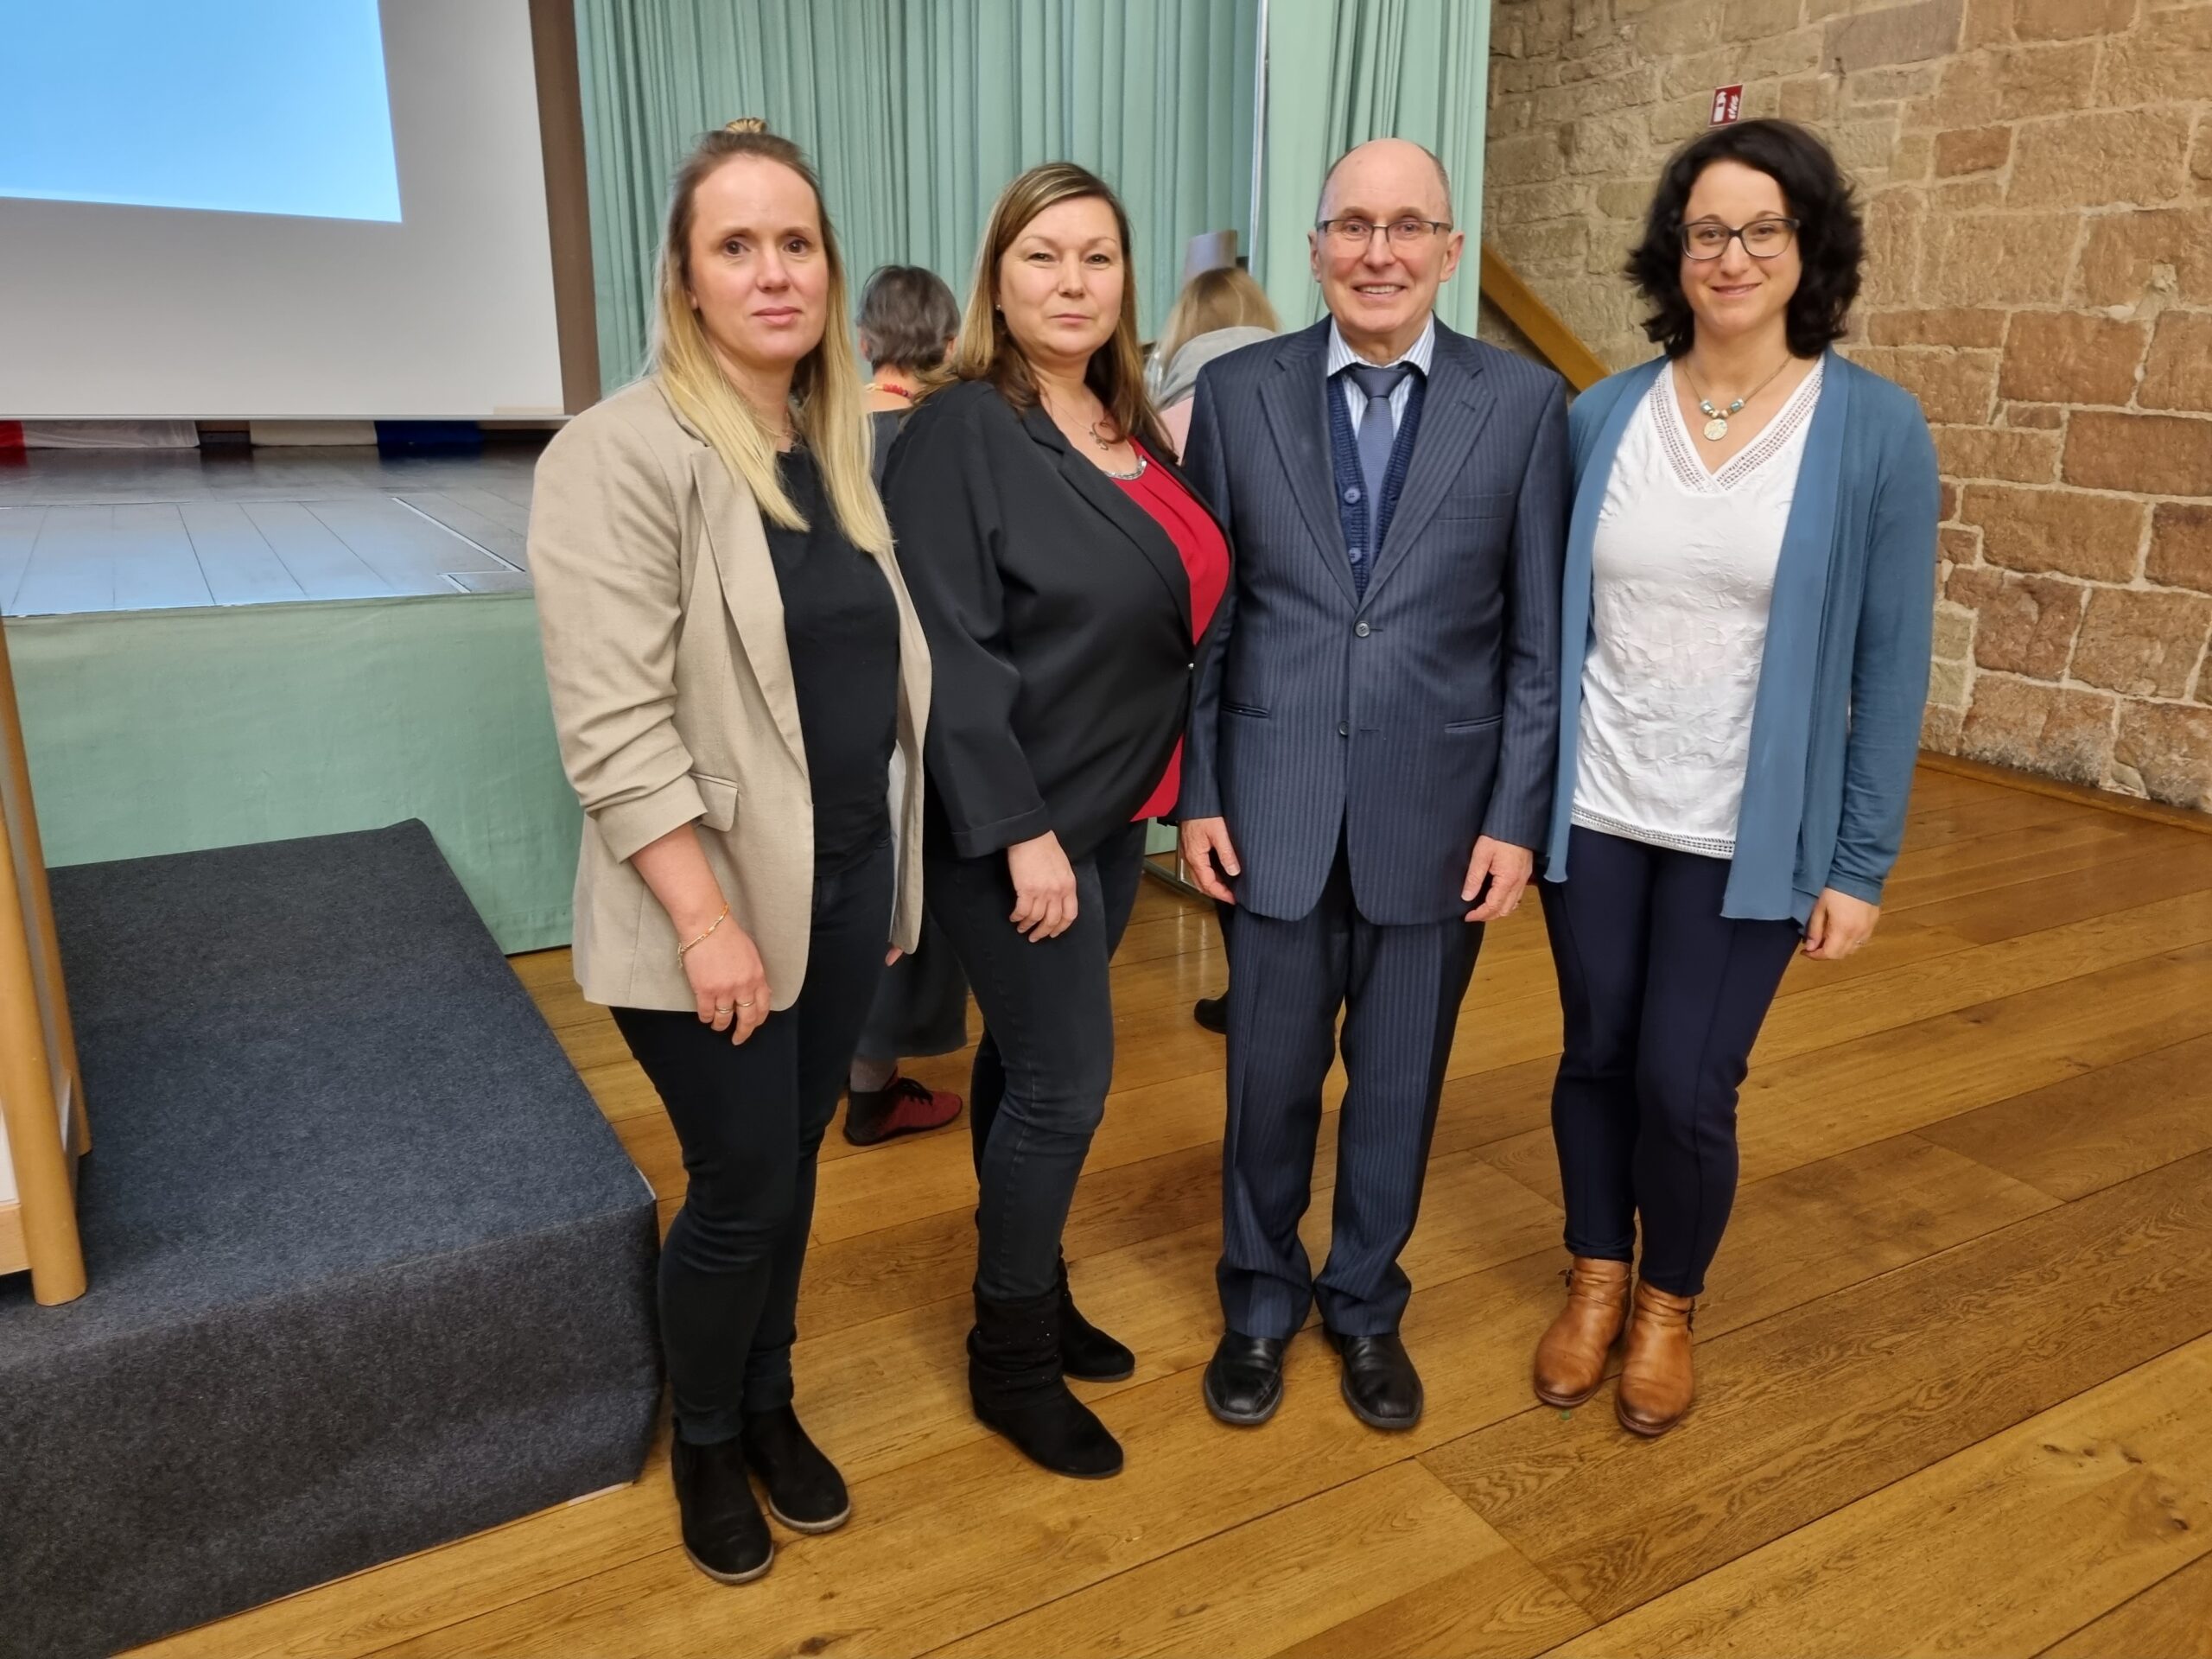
[
  {"left": 1057, "top": 1255, "right": 1136, "bottom": 1382},
  {"left": 741, "top": 1405, "right": 850, "bottom": 1533},
  {"left": 1202, "top": 1331, "right": 1286, "bottom": 1426},
  {"left": 671, "top": 1435, "right": 774, "bottom": 1583},
  {"left": 1192, "top": 995, "right": 1228, "bottom": 1034},
  {"left": 1330, "top": 1329, "right": 1423, "bottom": 1430}
]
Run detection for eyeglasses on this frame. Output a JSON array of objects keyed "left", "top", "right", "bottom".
[
  {"left": 1316, "top": 216, "right": 1452, "bottom": 248},
  {"left": 1680, "top": 217, "right": 1800, "bottom": 260}
]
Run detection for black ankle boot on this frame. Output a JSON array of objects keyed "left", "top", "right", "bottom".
[
  {"left": 969, "top": 1287, "right": 1123, "bottom": 1478},
  {"left": 1057, "top": 1255, "right": 1135, "bottom": 1382},
  {"left": 741, "top": 1405, "right": 850, "bottom": 1534},
  {"left": 671, "top": 1435, "right": 773, "bottom": 1584}
]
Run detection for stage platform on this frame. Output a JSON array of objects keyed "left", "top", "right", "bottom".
[
  {"left": 0, "top": 823, "right": 658, "bottom": 1659},
  {"left": 0, "top": 442, "right": 544, "bottom": 616},
  {"left": 0, "top": 442, "right": 580, "bottom": 952}
]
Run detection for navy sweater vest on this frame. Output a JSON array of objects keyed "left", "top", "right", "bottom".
[{"left": 1326, "top": 370, "right": 1427, "bottom": 600}]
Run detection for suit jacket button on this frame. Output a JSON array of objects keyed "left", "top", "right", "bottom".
[
  {"left": 1338, "top": 721, "right": 1350, "bottom": 737},
  {"left": 1355, "top": 621, "right": 1370, "bottom": 637}
]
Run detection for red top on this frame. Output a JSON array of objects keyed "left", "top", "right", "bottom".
[{"left": 1116, "top": 445, "right": 1230, "bottom": 821}]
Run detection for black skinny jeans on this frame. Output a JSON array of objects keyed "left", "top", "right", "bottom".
[
  {"left": 612, "top": 839, "right": 893, "bottom": 1446},
  {"left": 925, "top": 822, "right": 1147, "bottom": 1303}
]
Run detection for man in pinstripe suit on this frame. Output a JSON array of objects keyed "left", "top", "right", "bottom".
[{"left": 1177, "top": 139, "right": 1570, "bottom": 1431}]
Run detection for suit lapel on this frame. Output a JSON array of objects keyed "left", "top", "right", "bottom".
[
  {"left": 688, "top": 447, "right": 808, "bottom": 773},
  {"left": 1020, "top": 406, "right": 1192, "bottom": 634},
  {"left": 1258, "top": 322, "right": 1358, "bottom": 607},
  {"left": 1364, "top": 325, "right": 1496, "bottom": 602}
]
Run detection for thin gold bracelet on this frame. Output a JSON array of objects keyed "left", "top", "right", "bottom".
[{"left": 677, "top": 905, "right": 731, "bottom": 966}]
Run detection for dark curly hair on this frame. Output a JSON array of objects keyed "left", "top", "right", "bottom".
[{"left": 1626, "top": 118, "right": 1863, "bottom": 359}]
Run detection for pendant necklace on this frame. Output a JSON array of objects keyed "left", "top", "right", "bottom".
[{"left": 1682, "top": 354, "right": 1792, "bottom": 442}]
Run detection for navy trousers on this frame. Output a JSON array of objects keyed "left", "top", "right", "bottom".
[
  {"left": 1540, "top": 825, "right": 1802, "bottom": 1298},
  {"left": 1217, "top": 836, "right": 1483, "bottom": 1339}
]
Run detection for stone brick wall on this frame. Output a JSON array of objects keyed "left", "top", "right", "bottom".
[{"left": 1484, "top": 0, "right": 2212, "bottom": 809}]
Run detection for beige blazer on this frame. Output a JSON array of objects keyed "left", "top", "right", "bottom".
[{"left": 529, "top": 378, "right": 930, "bottom": 1012}]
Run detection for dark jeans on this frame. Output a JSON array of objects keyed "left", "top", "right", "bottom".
[
  {"left": 925, "top": 821, "right": 1147, "bottom": 1302},
  {"left": 612, "top": 838, "right": 893, "bottom": 1446},
  {"left": 1540, "top": 825, "right": 1802, "bottom": 1298}
]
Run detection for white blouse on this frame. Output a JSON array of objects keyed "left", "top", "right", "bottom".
[{"left": 1571, "top": 359, "right": 1824, "bottom": 859}]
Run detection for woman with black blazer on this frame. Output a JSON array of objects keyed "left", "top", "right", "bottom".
[{"left": 882, "top": 162, "right": 1228, "bottom": 1479}]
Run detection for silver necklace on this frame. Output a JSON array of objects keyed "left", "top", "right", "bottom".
[{"left": 1681, "top": 355, "right": 1792, "bottom": 442}]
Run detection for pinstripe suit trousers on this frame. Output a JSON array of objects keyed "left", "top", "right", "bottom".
[{"left": 1217, "top": 834, "right": 1483, "bottom": 1338}]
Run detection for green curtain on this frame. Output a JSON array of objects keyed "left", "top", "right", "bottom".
[
  {"left": 1250, "top": 0, "right": 1491, "bottom": 337},
  {"left": 575, "top": 0, "right": 1260, "bottom": 390}
]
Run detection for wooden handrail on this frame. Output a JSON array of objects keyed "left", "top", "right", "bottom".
[
  {"left": 0, "top": 618, "right": 87, "bottom": 1305},
  {"left": 1478, "top": 243, "right": 1610, "bottom": 392}
]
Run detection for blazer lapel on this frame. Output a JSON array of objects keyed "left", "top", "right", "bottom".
[
  {"left": 1364, "top": 326, "right": 1497, "bottom": 601},
  {"left": 1020, "top": 406, "right": 1192, "bottom": 635},
  {"left": 1258, "top": 323, "right": 1358, "bottom": 607},
  {"left": 688, "top": 447, "right": 808, "bottom": 774}
]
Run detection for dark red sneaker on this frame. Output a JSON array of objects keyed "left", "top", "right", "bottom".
[{"left": 843, "top": 1075, "right": 963, "bottom": 1146}]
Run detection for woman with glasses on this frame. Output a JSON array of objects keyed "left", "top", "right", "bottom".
[{"left": 1529, "top": 119, "right": 1936, "bottom": 1437}]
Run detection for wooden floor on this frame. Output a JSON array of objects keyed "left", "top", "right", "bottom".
[
  {"left": 133, "top": 760, "right": 2212, "bottom": 1658},
  {"left": 0, "top": 444, "right": 542, "bottom": 615}
]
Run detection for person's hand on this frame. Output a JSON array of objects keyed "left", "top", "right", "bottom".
[
  {"left": 1179, "top": 817, "right": 1240, "bottom": 904},
  {"left": 1007, "top": 832, "right": 1079, "bottom": 940},
  {"left": 885, "top": 946, "right": 904, "bottom": 966},
  {"left": 1803, "top": 888, "right": 1879, "bottom": 960},
  {"left": 1462, "top": 837, "right": 1534, "bottom": 923},
  {"left": 683, "top": 916, "right": 771, "bottom": 1044}
]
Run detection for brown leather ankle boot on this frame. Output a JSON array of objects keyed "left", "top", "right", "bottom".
[
  {"left": 1532, "top": 1257, "right": 1631, "bottom": 1408},
  {"left": 1616, "top": 1280, "right": 1696, "bottom": 1437}
]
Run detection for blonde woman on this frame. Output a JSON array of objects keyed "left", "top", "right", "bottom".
[
  {"left": 1152, "top": 265, "right": 1281, "bottom": 458},
  {"left": 883, "top": 163, "right": 1228, "bottom": 1479},
  {"left": 529, "top": 121, "right": 930, "bottom": 1586}
]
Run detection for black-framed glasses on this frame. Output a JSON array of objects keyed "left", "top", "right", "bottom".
[
  {"left": 1316, "top": 216, "right": 1452, "bottom": 248},
  {"left": 1680, "top": 217, "right": 1800, "bottom": 260}
]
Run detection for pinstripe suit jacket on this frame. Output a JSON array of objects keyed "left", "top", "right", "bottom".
[{"left": 1177, "top": 318, "right": 1571, "bottom": 925}]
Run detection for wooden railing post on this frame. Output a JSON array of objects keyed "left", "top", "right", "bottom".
[
  {"left": 1478, "top": 243, "right": 1611, "bottom": 392},
  {"left": 0, "top": 618, "right": 87, "bottom": 1305}
]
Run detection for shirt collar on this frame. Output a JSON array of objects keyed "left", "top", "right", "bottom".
[{"left": 1326, "top": 314, "right": 1436, "bottom": 379}]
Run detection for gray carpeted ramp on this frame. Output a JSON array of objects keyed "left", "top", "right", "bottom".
[{"left": 0, "top": 822, "right": 658, "bottom": 1659}]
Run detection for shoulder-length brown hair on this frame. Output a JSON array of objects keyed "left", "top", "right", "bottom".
[{"left": 940, "top": 162, "right": 1166, "bottom": 454}]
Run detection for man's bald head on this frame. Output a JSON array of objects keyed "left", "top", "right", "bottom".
[{"left": 1315, "top": 137, "right": 1454, "bottom": 227}]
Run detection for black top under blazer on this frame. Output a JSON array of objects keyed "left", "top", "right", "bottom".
[
  {"left": 1179, "top": 319, "right": 1572, "bottom": 925},
  {"left": 882, "top": 378, "right": 1198, "bottom": 863}
]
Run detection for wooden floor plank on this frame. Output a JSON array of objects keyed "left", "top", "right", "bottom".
[
  {"left": 1541, "top": 1339, "right": 2212, "bottom": 1658},
  {"left": 2042, "top": 1551, "right": 2212, "bottom": 1659},
  {"left": 928, "top": 1462, "right": 1576, "bottom": 1659},
  {"left": 1918, "top": 1031, "right": 2212, "bottom": 1203},
  {"left": 1421, "top": 1152, "right": 2212, "bottom": 1623}
]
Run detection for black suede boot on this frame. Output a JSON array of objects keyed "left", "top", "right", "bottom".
[
  {"left": 671, "top": 1435, "right": 773, "bottom": 1584},
  {"left": 1057, "top": 1255, "right": 1135, "bottom": 1382},
  {"left": 968, "top": 1287, "right": 1123, "bottom": 1478},
  {"left": 741, "top": 1405, "right": 850, "bottom": 1533}
]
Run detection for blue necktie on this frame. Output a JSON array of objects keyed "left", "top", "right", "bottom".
[{"left": 1345, "top": 361, "right": 1413, "bottom": 590}]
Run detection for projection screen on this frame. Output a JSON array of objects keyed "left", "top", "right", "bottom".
[{"left": 0, "top": 0, "right": 565, "bottom": 420}]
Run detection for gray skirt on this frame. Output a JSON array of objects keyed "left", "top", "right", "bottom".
[{"left": 853, "top": 909, "right": 970, "bottom": 1061}]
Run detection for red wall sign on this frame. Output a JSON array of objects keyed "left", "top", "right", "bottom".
[{"left": 1711, "top": 85, "right": 1745, "bottom": 124}]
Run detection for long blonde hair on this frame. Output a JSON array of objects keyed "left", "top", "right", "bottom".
[
  {"left": 651, "top": 120, "right": 889, "bottom": 556},
  {"left": 1155, "top": 267, "right": 1281, "bottom": 372},
  {"left": 938, "top": 162, "right": 1166, "bottom": 455}
]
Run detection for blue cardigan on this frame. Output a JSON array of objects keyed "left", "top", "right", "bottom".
[{"left": 1541, "top": 351, "right": 1940, "bottom": 924}]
